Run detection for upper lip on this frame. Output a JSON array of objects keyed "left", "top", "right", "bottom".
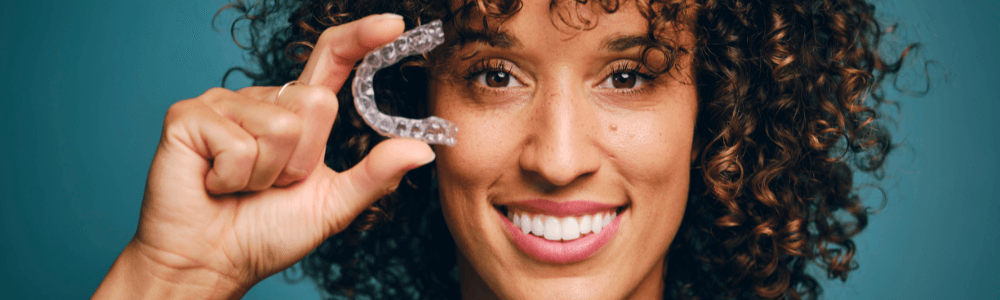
[{"left": 500, "top": 199, "right": 625, "bottom": 217}]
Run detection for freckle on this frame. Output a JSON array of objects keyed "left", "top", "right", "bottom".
[{"left": 609, "top": 124, "right": 618, "bottom": 131}]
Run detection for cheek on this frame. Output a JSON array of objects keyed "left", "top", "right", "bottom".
[
  {"left": 430, "top": 91, "right": 528, "bottom": 266},
  {"left": 430, "top": 86, "right": 528, "bottom": 221},
  {"left": 606, "top": 112, "right": 695, "bottom": 183},
  {"left": 434, "top": 109, "right": 520, "bottom": 190},
  {"left": 605, "top": 108, "right": 695, "bottom": 249}
]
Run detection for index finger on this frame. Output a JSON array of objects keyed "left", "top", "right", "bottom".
[{"left": 297, "top": 13, "right": 405, "bottom": 92}]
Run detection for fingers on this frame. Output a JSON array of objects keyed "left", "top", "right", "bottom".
[
  {"left": 182, "top": 14, "right": 407, "bottom": 194},
  {"left": 163, "top": 97, "right": 257, "bottom": 194},
  {"left": 268, "top": 85, "right": 339, "bottom": 186},
  {"left": 187, "top": 88, "right": 305, "bottom": 193},
  {"left": 324, "top": 139, "right": 435, "bottom": 230},
  {"left": 206, "top": 89, "right": 303, "bottom": 190},
  {"left": 298, "top": 13, "right": 405, "bottom": 91}
]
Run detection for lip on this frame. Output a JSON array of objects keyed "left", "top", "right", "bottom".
[
  {"left": 496, "top": 207, "right": 624, "bottom": 264},
  {"left": 501, "top": 199, "right": 621, "bottom": 217}
]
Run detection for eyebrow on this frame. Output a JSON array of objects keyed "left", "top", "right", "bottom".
[
  {"left": 459, "top": 29, "right": 522, "bottom": 49},
  {"left": 600, "top": 34, "right": 656, "bottom": 52},
  {"left": 458, "top": 30, "right": 654, "bottom": 52}
]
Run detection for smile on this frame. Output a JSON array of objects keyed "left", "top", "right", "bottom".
[
  {"left": 506, "top": 209, "right": 617, "bottom": 241},
  {"left": 495, "top": 200, "right": 626, "bottom": 264}
]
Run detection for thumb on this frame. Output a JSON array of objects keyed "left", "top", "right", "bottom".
[
  {"left": 298, "top": 14, "right": 405, "bottom": 91},
  {"left": 325, "top": 138, "right": 435, "bottom": 231}
]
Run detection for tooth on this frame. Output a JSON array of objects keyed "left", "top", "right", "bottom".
[
  {"left": 603, "top": 213, "right": 613, "bottom": 226},
  {"left": 544, "top": 217, "right": 561, "bottom": 240},
  {"left": 561, "top": 216, "right": 580, "bottom": 240},
  {"left": 508, "top": 210, "right": 513, "bottom": 220},
  {"left": 592, "top": 213, "right": 604, "bottom": 233},
  {"left": 531, "top": 215, "right": 544, "bottom": 236},
  {"left": 513, "top": 213, "right": 520, "bottom": 228},
  {"left": 579, "top": 215, "right": 592, "bottom": 234},
  {"left": 520, "top": 213, "right": 531, "bottom": 234}
]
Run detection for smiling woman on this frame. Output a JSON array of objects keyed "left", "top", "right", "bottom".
[
  {"left": 92, "top": 0, "right": 908, "bottom": 299},
  {"left": 430, "top": 2, "right": 697, "bottom": 298}
]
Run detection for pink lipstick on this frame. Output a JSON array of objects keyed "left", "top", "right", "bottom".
[{"left": 497, "top": 200, "right": 624, "bottom": 264}]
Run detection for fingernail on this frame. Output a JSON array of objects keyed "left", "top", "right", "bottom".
[{"left": 380, "top": 13, "right": 404, "bottom": 20}]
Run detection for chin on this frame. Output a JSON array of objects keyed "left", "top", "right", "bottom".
[{"left": 440, "top": 187, "right": 682, "bottom": 300}]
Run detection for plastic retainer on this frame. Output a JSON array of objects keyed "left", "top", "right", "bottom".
[{"left": 351, "top": 20, "right": 457, "bottom": 146}]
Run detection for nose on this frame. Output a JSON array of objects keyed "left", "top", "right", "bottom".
[{"left": 518, "top": 82, "right": 602, "bottom": 188}]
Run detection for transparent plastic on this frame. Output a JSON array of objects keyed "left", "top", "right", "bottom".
[{"left": 351, "top": 20, "right": 457, "bottom": 146}]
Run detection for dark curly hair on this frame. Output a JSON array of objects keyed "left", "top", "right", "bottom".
[{"left": 219, "top": 0, "right": 915, "bottom": 299}]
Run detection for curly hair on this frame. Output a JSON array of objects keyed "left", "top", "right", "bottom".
[{"left": 220, "top": 0, "right": 914, "bottom": 299}]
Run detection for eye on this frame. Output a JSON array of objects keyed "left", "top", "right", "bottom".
[
  {"left": 475, "top": 70, "right": 523, "bottom": 88},
  {"left": 599, "top": 71, "right": 646, "bottom": 89}
]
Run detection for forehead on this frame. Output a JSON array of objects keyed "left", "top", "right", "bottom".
[{"left": 448, "top": 0, "right": 654, "bottom": 50}]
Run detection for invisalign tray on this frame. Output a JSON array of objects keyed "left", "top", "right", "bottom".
[{"left": 352, "top": 20, "right": 458, "bottom": 146}]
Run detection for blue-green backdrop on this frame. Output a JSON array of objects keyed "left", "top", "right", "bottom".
[{"left": 1, "top": 0, "right": 997, "bottom": 299}]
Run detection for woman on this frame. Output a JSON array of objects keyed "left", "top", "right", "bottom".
[{"left": 94, "top": 0, "right": 906, "bottom": 299}]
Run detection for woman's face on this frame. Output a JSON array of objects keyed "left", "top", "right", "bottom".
[{"left": 429, "top": 1, "right": 697, "bottom": 298}]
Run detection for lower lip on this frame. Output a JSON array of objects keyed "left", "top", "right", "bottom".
[{"left": 497, "top": 209, "right": 623, "bottom": 264}]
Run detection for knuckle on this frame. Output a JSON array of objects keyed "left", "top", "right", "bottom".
[
  {"left": 163, "top": 99, "right": 202, "bottom": 131},
  {"left": 245, "top": 182, "right": 269, "bottom": 191},
  {"left": 230, "top": 138, "right": 258, "bottom": 159},
  {"left": 199, "top": 87, "right": 234, "bottom": 106},
  {"left": 272, "top": 177, "right": 294, "bottom": 187},
  {"left": 236, "top": 86, "right": 269, "bottom": 97},
  {"left": 298, "top": 86, "right": 338, "bottom": 112},
  {"left": 262, "top": 113, "right": 303, "bottom": 139},
  {"left": 382, "top": 182, "right": 401, "bottom": 196},
  {"left": 204, "top": 87, "right": 231, "bottom": 98},
  {"left": 316, "top": 26, "right": 344, "bottom": 48},
  {"left": 217, "top": 173, "right": 248, "bottom": 192},
  {"left": 282, "top": 166, "right": 310, "bottom": 182},
  {"left": 164, "top": 100, "right": 191, "bottom": 122}
]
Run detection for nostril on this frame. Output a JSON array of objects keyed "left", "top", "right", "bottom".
[
  {"left": 522, "top": 166, "right": 597, "bottom": 190},
  {"left": 518, "top": 135, "right": 602, "bottom": 189}
]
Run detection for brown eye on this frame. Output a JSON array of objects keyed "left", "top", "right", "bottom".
[
  {"left": 598, "top": 69, "right": 648, "bottom": 90},
  {"left": 486, "top": 71, "right": 510, "bottom": 87},
  {"left": 611, "top": 72, "right": 636, "bottom": 88},
  {"left": 474, "top": 69, "right": 523, "bottom": 88}
]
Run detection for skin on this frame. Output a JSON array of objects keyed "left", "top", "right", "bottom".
[
  {"left": 433, "top": 1, "right": 698, "bottom": 299},
  {"left": 93, "top": 14, "right": 432, "bottom": 300},
  {"left": 92, "top": 1, "right": 698, "bottom": 299}
]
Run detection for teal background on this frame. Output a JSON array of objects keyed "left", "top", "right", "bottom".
[{"left": 0, "top": 0, "right": 997, "bottom": 299}]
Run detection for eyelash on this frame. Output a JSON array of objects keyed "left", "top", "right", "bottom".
[
  {"left": 461, "top": 59, "right": 519, "bottom": 95},
  {"left": 603, "top": 62, "right": 657, "bottom": 96},
  {"left": 463, "top": 59, "right": 511, "bottom": 79},
  {"left": 461, "top": 59, "right": 658, "bottom": 97}
]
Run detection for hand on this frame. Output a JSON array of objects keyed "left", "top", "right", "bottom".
[{"left": 93, "top": 14, "right": 431, "bottom": 299}]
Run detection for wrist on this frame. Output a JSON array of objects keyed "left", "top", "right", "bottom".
[{"left": 93, "top": 240, "right": 250, "bottom": 300}]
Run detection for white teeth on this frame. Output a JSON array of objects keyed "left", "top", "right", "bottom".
[
  {"left": 531, "top": 216, "right": 544, "bottom": 236},
  {"left": 544, "top": 217, "right": 561, "bottom": 240},
  {"left": 520, "top": 213, "right": 531, "bottom": 234},
  {"left": 579, "top": 215, "right": 592, "bottom": 234},
  {"left": 506, "top": 208, "right": 619, "bottom": 241},
  {"left": 592, "top": 213, "right": 604, "bottom": 233},
  {"left": 562, "top": 216, "right": 580, "bottom": 240}
]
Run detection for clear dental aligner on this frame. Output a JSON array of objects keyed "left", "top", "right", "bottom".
[{"left": 352, "top": 19, "right": 457, "bottom": 146}]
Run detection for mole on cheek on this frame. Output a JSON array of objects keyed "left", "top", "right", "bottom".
[{"left": 609, "top": 124, "right": 618, "bottom": 131}]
